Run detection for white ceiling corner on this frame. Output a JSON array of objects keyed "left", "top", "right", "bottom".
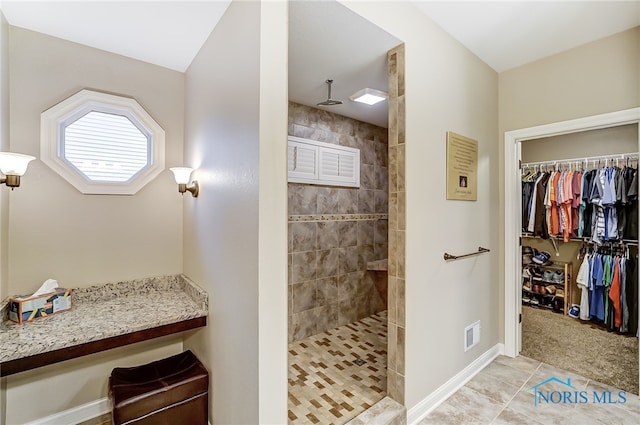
[
  {"left": 0, "top": 0, "right": 232, "bottom": 72},
  {"left": 414, "top": 1, "right": 640, "bottom": 72}
]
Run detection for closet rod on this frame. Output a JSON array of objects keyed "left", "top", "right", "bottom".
[{"left": 522, "top": 152, "right": 638, "bottom": 169}]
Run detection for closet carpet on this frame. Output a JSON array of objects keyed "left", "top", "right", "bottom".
[{"left": 521, "top": 305, "right": 638, "bottom": 395}]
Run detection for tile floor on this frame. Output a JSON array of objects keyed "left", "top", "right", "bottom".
[
  {"left": 288, "top": 311, "right": 388, "bottom": 424},
  {"left": 418, "top": 355, "right": 640, "bottom": 425}
]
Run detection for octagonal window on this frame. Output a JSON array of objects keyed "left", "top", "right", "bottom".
[{"left": 41, "top": 89, "right": 165, "bottom": 195}]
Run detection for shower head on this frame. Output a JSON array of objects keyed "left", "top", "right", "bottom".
[
  {"left": 317, "top": 98, "right": 343, "bottom": 106},
  {"left": 317, "top": 79, "right": 343, "bottom": 106}
]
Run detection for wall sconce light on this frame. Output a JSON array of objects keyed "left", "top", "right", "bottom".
[
  {"left": 0, "top": 152, "right": 36, "bottom": 189},
  {"left": 169, "top": 167, "right": 199, "bottom": 197}
]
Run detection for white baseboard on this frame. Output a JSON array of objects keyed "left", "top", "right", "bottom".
[
  {"left": 24, "top": 397, "right": 214, "bottom": 425},
  {"left": 407, "top": 343, "right": 504, "bottom": 425},
  {"left": 25, "top": 398, "right": 110, "bottom": 425}
]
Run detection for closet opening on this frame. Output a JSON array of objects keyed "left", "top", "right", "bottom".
[
  {"left": 503, "top": 107, "right": 640, "bottom": 396},
  {"left": 520, "top": 125, "right": 638, "bottom": 394}
]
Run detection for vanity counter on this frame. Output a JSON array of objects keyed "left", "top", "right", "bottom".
[{"left": 0, "top": 274, "right": 207, "bottom": 377}]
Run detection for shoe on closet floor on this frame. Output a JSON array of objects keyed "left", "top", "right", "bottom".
[
  {"left": 528, "top": 266, "right": 543, "bottom": 277},
  {"left": 532, "top": 251, "right": 551, "bottom": 265},
  {"left": 552, "top": 298, "right": 563, "bottom": 311},
  {"left": 568, "top": 304, "right": 580, "bottom": 318},
  {"left": 522, "top": 246, "right": 537, "bottom": 265}
]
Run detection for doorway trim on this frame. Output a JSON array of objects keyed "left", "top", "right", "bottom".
[{"left": 503, "top": 107, "right": 640, "bottom": 358}]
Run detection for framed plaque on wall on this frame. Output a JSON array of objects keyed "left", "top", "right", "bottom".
[{"left": 446, "top": 131, "right": 477, "bottom": 201}]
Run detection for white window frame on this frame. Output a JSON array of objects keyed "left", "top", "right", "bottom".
[{"left": 41, "top": 89, "right": 165, "bottom": 195}]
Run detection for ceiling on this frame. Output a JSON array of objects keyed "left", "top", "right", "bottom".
[
  {"left": 288, "top": 1, "right": 400, "bottom": 128},
  {"left": 415, "top": 1, "right": 640, "bottom": 73},
  {"left": 1, "top": 1, "right": 639, "bottom": 128},
  {"left": 0, "top": 0, "right": 232, "bottom": 72}
]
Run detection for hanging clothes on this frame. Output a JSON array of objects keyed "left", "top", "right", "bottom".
[
  {"left": 524, "top": 165, "right": 637, "bottom": 243},
  {"left": 577, "top": 244, "right": 638, "bottom": 335},
  {"left": 609, "top": 256, "right": 622, "bottom": 328},
  {"left": 521, "top": 155, "right": 639, "bottom": 336},
  {"left": 628, "top": 255, "right": 638, "bottom": 336},
  {"left": 534, "top": 173, "right": 551, "bottom": 239},
  {"left": 550, "top": 171, "right": 561, "bottom": 235},
  {"left": 589, "top": 253, "right": 606, "bottom": 322},
  {"left": 624, "top": 168, "right": 638, "bottom": 239},
  {"left": 522, "top": 172, "right": 537, "bottom": 230},
  {"left": 576, "top": 252, "right": 591, "bottom": 320}
]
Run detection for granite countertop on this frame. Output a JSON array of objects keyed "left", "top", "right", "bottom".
[{"left": 0, "top": 274, "right": 207, "bottom": 365}]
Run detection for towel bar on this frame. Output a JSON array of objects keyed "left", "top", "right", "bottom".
[{"left": 443, "top": 246, "right": 490, "bottom": 261}]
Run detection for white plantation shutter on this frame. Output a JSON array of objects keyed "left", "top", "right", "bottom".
[
  {"left": 320, "top": 150, "right": 339, "bottom": 177},
  {"left": 288, "top": 136, "right": 359, "bottom": 187},
  {"left": 339, "top": 152, "right": 356, "bottom": 179},
  {"left": 288, "top": 141, "right": 318, "bottom": 181},
  {"left": 319, "top": 149, "right": 358, "bottom": 185}
]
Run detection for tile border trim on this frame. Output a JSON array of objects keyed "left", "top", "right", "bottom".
[{"left": 289, "top": 213, "right": 388, "bottom": 222}]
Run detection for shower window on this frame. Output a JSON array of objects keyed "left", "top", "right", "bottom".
[{"left": 41, "top": 89, "right": 165, "bottom": 195}]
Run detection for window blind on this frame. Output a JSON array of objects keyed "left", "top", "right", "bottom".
[{"left": 63, "top": 111, "right": 150, "bottom": 182}]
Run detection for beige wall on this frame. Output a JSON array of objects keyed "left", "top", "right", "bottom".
[
  {"left": 1, "top": 10, "right": 9, "bottom": 425},
  {"left": 8, "top": 27, "right": 184, "bottom": 292},
  {"left": 521, "top": 124, "right": 638, "bottom": 163},
  {"left": 6, "top": 338, "right": 183, "bottom": 424},
  {"left": 182, "top": 1, "right": 289, "bottom": 423},
  {"left": 500, "top": 27, "right": 640, "bottom": 133},
  {"left": 499, "top": 27, "right": 640, "bottom": 342},
  {"left": 5, "top": 27, "right": 185, "bottom": 423},
  {"left": 343, "top": 1, "right": 500, "bottom": 411},
  {"left": 0, "top": 12, "right": 8, "bottom": 301},
  {"left": 257, "top": 2, "right": 288, "bottom": 419}
]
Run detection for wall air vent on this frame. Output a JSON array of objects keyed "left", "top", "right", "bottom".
[{"left": 464, "top": 320, "right": 480, "bottom": 352}]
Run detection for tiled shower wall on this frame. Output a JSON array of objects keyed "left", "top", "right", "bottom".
[
  {"left": 288, "top": 102, "right": 389, "bottom": 343},
  {"left": 387, "top": 44, "right": 406, "bottom": 405}
]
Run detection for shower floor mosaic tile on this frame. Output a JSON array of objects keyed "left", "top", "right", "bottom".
[{"left": 288, "top": 311, "right": 388, "bottom": 424}]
